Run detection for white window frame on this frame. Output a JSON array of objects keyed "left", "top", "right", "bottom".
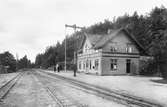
[{"left": 126, "top": 44, "right": 133, "bottom": 53}]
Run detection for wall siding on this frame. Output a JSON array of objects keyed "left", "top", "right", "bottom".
[
  {"left": 102, "top": 31, "right": 139, "bottom": 54},
  {"left": 77, "top": 56, "right": 102, "bottom": 75},
  {"left": 101, "top": 56, "right": 139, "bottom": 75}
]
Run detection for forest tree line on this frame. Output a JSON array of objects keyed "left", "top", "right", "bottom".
[
  {"left": 0, "top": 51, "right": 34, "bottom": 73},
  {"left": 36, "top": 6, "right": 167, "bottom": 79}
]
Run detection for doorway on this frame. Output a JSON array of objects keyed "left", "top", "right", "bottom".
[{"left": 126, "top": 59, "right": 131, "bottom": 73}]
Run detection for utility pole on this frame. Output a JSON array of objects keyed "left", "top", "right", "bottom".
[
  {"left": 65, "top": 24, "right": 85, "bottom": 32},
  {"left": 16, "top": 53, "right": 19, "bottom": 71},
  {"left": 64, "top": 24, "right": 85, "bottom": 72}
]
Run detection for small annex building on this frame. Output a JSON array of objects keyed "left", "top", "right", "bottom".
[{"left": 77, "top": 28, "right": 146, "bottom": 75}]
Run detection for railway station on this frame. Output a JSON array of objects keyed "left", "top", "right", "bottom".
[{"left": 0, "top": 0, "right": 167, "bottom": 107}]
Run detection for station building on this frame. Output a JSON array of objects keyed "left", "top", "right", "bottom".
[{"left": 77, "top": 28, "right": 146, "bottom": 75}]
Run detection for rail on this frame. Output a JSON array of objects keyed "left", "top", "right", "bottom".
[
  {"left": 39, "top": 71, "right": 163, "bottom": 107},
  {"left": 0, "top": 72, "right": 23, "bottom": 100},
  {"left": 34, "top": 72, "right": 86, "bottom": 107}
]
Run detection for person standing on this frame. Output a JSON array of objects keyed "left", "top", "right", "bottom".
[
  {"left": 54, "top": 65, "right": 56, "bottom": 72},
  {"left": 56, "top": 64, "right": 59, "bottom": 72},
  {"left": 73, "top": 64, "right": 77, "bottom": 77}
]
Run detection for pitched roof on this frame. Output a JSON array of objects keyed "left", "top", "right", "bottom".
[
  {"left": 86, "top": 34, "right": 104, "bottom": 46},
  {"left": 78, "top": 33, "right": 103, "bottom": 50},
  {"left": 93, "top": 29, "right": 120, "bottom": 49},
  {"left": 79, "top": 28, "right": 146, "bottom": 55}
]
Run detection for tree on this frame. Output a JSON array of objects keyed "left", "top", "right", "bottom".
[
  {"left": 35, "top": 54, "right": 43, "bottom": 68},
  {"left": 17, "top": 55, "right": 31, "bottom": 69},
  {"left": 147, "top": 6, "right": 167, "bottom": 78},
  {"left": 0, "top": 51, "right": 16, "bottom": 73}
]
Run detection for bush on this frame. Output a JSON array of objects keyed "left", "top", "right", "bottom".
[
  {"left": 160, "top": 61, "right": 167, "bottom": 79},
  {"left": 139, "top": 59, "right": 157, "bottom": 76}
]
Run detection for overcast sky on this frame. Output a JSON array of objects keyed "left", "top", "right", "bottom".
[{"left": 0, "top": 0, "right": 166, "bottom": 62}]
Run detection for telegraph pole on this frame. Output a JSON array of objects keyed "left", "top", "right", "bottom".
[
  {"left": 16, "top": 53, "right": 19, "bottom": 71},
  {"left": 64, "top": 24, "right": 85, "bottom": 72}
]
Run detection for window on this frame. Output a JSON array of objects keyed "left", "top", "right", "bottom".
[
  {"left": 110, "top": 46, "right": 117, "bottom": 52},
  {"left": 86, "top": 60, "right": 89, "bottom": 68},
  {"left": 110, "top": 59, "right": 117, "bottom": 70},
  {"left": 95, "top": 50, "right": 99, "bottom": 52},
  {"left": 110, "top": 42, "right": 117, "bottom": 52},
  {"left": 85, "top": 44, "right": 88, "bottom": 52},
  {"left": 128, "top": 47, "right": 132, "bottom": 53},
  {"left": 83, "top": 61, "right": 86, "bottom": 69},
  {"left": 79, "top": 61, "right": 82, "bottom": 70},
  {"left": 85, "top": 44, "right": 90, "bottom": 52},
  {"left": 126, "top": 44, "right": 133, "bottom": 53},
  {"left": 126, "top": 47, "right": 132, "bottom": 53},
  {"left": 89, "top": 60, "right": 92, "bottom": 69},
  {"left": 95, "top": 59, "right": 99, "bottom": 70}
]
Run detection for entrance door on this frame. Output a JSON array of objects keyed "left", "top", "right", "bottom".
[
  {"left": 86, "top": 60, "right": 89, "bottom": 73},
  {"left": 126, "top": 59, "right": 131, "bottom": 73}
]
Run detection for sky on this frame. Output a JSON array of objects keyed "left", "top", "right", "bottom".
[{"left": 0, "top": 0, "right": 166, "bottom": 62}]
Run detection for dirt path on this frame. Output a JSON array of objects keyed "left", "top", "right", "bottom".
[{"left": 0, "top": 72, "right": 57, "bottom": 107}]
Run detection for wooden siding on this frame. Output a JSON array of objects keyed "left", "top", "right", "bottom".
[{"left": 102, "top": 31, "right": 139, "bottom": 54}]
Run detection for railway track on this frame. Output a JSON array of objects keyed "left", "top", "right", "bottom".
[
  {"left": 34, "top": 73, "right": 87, "bottom": 107},
  {"left": 38, "top": 71, "right": 163, "bottom": 107},
  {"left": 0, "top": 72, "right": 23, "bottom": 101}
]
